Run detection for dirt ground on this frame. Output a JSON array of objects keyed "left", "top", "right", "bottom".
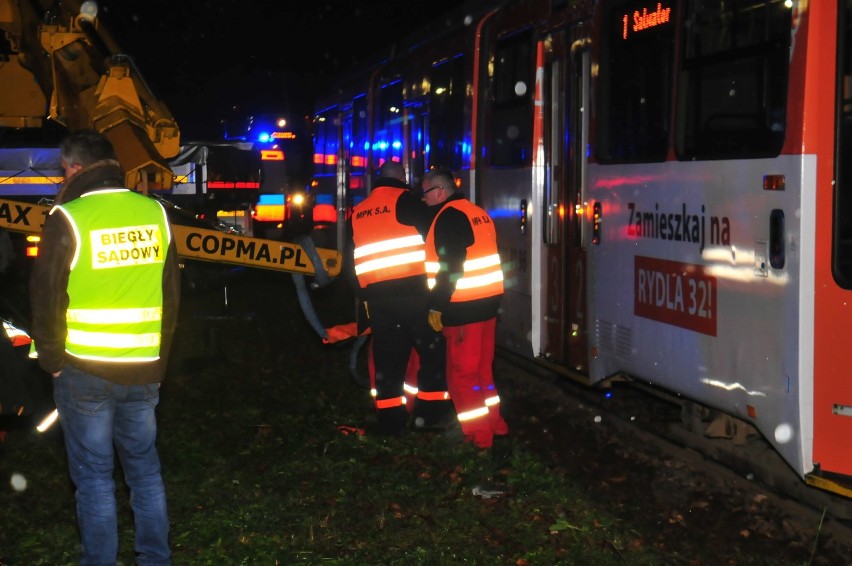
[
  {"left": 176, "top": 266, "right": 852, "bottom": 564},
  {"left": 299, "top": 262, "right": 852, "bottom": 565},
  {"left": 493, "top": 358, "right": 852, "bottom": 566}
]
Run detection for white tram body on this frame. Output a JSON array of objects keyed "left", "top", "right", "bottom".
[
  {"left": 311, "top": 0, "right": 852, "bottom": 496},
  {"left": 585, "top": 157, "right": 814, "bottom": 479}
]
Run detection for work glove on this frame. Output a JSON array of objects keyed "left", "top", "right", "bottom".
[{"left": 428, "top": 309, "right": 443, "bottom": 332}]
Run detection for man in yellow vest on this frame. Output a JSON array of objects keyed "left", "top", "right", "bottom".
[
  {"left": 421, "top": 168, "right": 509, "bottom": 451},
  {"left": 349, "top": 161, "right": 452, "bottom": 435},
  {"left": 29, "top": 130, "right": 180, "bottom": 565}
]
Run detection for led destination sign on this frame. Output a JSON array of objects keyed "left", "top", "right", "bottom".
[{"left": 622, "top": 2, "right": 672, "bottom": 40}]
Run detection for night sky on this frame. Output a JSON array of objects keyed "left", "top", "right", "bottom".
[{"left": 95, "top": 0, "right": 462, "bottom": 140}]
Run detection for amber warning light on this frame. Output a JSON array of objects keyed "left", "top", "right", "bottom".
[
  {"left": 26, "top": 235, "right": 40, "bottom": 257},
  {"left": 763, "top": 174, "right": 785, "bottom": 191},
  {"left": 262, "top": 150, "right": 284, "bottom": 161},
  {"left": 622, "top": 2, "right": 672, "bottom": 40}
]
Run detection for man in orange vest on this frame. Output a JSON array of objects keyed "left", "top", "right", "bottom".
[
  {"left": 349, "top": 161, "right": 452, "bottom": 435},
  {"left": 421, "top": 168, "right": 509, "bottom": 450}
]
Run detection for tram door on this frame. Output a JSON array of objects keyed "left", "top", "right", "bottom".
[
  {"left": 334, "top": 106, "right": 354, "bottom": 252},
  {"left": 539, "top": 26, "right": 590, "bottom": 374},
  {"left": 404, "top": 99, "right": 428, "bottom": 187}
]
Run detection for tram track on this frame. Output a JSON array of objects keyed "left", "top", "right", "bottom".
[{"left": 494, "top": 348, "right": 852, "bottom": 555}]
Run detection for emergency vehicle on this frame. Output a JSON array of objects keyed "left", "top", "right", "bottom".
[{"left": 223, "top": 112, "right": 315, "bottom": 240}]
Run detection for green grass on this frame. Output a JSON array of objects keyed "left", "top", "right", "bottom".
[{"left": 0, "top": 269, "right": 669, "bottom": 565}]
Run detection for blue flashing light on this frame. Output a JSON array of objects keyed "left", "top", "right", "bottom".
[
  {"left": 392, "top": 140, "right": 402, "bottom": 150},
  {"left": 604, "top": 391, "right": 613, "bottom": 399},
  {"left": 258, "top": 132, "right": 271, "bottom": 143},
  {"left": 488, "top": 207, "right": 521, "bottom": 219}
]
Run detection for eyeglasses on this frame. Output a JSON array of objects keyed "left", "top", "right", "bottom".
[{"left": 421, "top": 185, "right": 443, "bottom": 196}]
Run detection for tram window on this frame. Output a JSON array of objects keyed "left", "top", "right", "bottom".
[
  {"left": 351, "top": 95, "right": 368, "bottom": 175},
  {"left": 430, "top": 55, "right": 466, "bottom": 171},
  {"left": 372, "top": 81, "right": 405, "bottom": 167},
  {"left": 675, "top": 0, "right": 790, "bottom": 160},
  {"left": 312, "top": 108, "right": 338, "bottom": 177},
  {"left": 595, "top": 0, "right": 674, "bottom": 163},
  {"left": 489, "top": 30, "right": 533, "bottom": 167},
  {"left": 833, "top": 1, "right": 852, "bottom": 287}
]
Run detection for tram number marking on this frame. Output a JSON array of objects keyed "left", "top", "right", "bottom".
[{"left": 634, "top": 256, "right": 716, "bottom": 336}]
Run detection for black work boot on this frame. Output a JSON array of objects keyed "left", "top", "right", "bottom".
[
  {"left": 489, "top": 434, "right": 512, "bottom": 470},
  {"left": 370, "top": 405, "right": 408, "bottom": 436},
  {"left": 411, "top": 400, "right": 455, "bottom": 432}
]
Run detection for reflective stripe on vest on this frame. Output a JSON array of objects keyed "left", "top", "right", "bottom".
[
  {"left": 352, "top": 187, "right": 426, "bottom": 287},
  {"left": 55, "top": 188, "right": 170, "bottom": 363},
  {"left": 425, "top": 200, "right": 504, "bottom": 302}
]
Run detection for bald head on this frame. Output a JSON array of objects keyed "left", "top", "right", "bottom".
[{"left": 378, "top": 161, "right": 406, "bottom": 182}]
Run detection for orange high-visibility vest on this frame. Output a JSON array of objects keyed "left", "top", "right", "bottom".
[
  {"left": 352, "top": 187, "right": 426, "bottom": 288},
  {"left": 425, "top": 199, "right": 503, "bottom": 302}
]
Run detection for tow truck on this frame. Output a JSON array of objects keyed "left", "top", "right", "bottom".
[{"left": 0, "top": 0, "right": 340, "bottom": 418}]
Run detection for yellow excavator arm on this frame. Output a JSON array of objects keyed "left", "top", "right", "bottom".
[
  {"left": 0, "top": 197, "right": 341, "bottom": 277},
  {"left": 0, "top": 0, "right": 179, "bottom": 191}
]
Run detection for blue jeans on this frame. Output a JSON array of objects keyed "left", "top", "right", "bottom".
[{"left": 53, "top": 365, "right": 170, "bottom": 566}]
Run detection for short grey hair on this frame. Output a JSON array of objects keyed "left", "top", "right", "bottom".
[
  {"left": 422, "top": 169, "right": 456, "bottom": 193},
  {"left": 378, "top": 161, "right": 406, "bottom": 182}
]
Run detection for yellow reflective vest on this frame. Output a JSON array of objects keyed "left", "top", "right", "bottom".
[{"left": 54, "top": 188, "right": 171, "bottom": 363}]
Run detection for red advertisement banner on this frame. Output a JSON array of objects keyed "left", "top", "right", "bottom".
[{"left": 634, "top": 256, "right": 716, "bottom": 336}]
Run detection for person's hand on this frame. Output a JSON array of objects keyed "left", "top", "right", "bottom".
[{"left": 428, "top": 310, "right": 443, "bottom": 332}]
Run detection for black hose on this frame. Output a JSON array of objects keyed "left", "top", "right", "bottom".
[
  {"left": 291, "top": 273, "right": 328, "bottom": 340},
  {"left": 349, "top": 335, "right": 370, "bottom": 388},
  {"left": 290, "top": 234, "right": 331, "bottom": 340}
]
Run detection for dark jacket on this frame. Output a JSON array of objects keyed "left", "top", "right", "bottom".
[
  {"left": 427, "top": 193, "right": 502, "bottom": 326},
  {"left": 29, "top": 159, "right": 181, "bottom": 385}
]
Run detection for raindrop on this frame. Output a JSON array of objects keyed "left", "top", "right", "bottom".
[{"left": 774, "top": 423, "right": 793, "bottom": 444}]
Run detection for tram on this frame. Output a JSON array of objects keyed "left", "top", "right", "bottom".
[{"left": 310, "top": 0, "right": 852, "bottom": 498}]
